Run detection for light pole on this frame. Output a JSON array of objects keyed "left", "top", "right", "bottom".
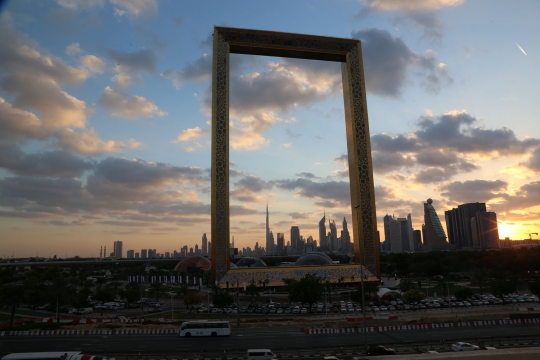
[
  {"left": 354, "top": 204, "right": 368, "bottom": 355},
  {"left": 167, "top": 291, "right": 176, "bottom": 321}
]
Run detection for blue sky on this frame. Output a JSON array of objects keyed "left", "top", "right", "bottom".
[{"left": 1, "top": 0, "right": 540, "bottom": 258}]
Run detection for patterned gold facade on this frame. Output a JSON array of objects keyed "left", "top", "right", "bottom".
[{"left": 211, "top": 27, "right": 380, "bottom": 284}]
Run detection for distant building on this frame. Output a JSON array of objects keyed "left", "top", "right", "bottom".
[
  {"left": 266, "top": 204, "right": 274, "bottom": 254},
  {"left": 277, "top": 233, "right": 285, "bottom": 253},
  {"left": 141, "top": 249, "right": 147, "bottom": 259},
  {"left": 290, "top": 226, "right": 300, "bottom": 252},
  {"left": 422, "top": 198, "right": 449, "bottom": 251},
  {"left": 445, "top": 203, "right": 487, "bottom": 249},
  {"left": 389, "top": 219, "right": 401, "bottom": 253},
  {"left": 341, "top": 217, "right": 351, "bottom": 253},
  {"left": 383, "top": 214, "right": 394, "bottom": 252},
  {"left": 202, "top": 233, "right": 208, "bottom": 255},
  {"left": 329, "top": 219, "right": 338, "bottom": 251},
  {"left": 475, "top": 211, "right": 500, "bottom": 249},
  {"left": 135, "top": 252, "right": 140, "bottom": 259},
  {"left": 126, "top": 249, "right": 134, "bottom": 259},
  {"left": 319, "top": 212, "right": 327, "bottom": 251},
  {"left": 413, "top": 230, "right": 422, "bottom": 251},
  {"left": 113, "top": 241, "right": 123, "bottom": 259}
]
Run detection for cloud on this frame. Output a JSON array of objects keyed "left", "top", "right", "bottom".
[
  {"left": 439, "top": 179, "right": 508, "bottom": 204},
  {"left": 351, "top": 28, "right": 452, "bottom": 96},
  {"left": 54, "top": 128, "right": 126, "bottom": 155},
  {"left": 370, "top": 110, "right": 539, "bottom": 180},
  {"left": 0, "top": 144, "right": 94, "bottom": 178},
  {"left": 56, "top": 0, "right": 105, "bottom": 11},
  {"left": 81, "top": 54, "right": 107, "bottom": 73},
  {"left": 108, "top": 48, "right": 157, "bottom": 88},
  {"left": 361, "top": 0, "right": 464, "bottom": 12},
  {"left": 161, "top": 53, "right": 212, "bottom": 88},
  {"left": 274, "top": 178, "right": 350, "bottom": 207},
  {"left": 65, "top": 42, "right": 83, "bottom": 56},
  {"left": 109, "top": 0, "right": 157, "bottom": 18},
  {"left": 360, "top": 0, "right": 464, "bottom": 40},
  {"left": 175, "top": 126, "right": 210, "bottom": 142},
  {"left": 289, "top": 212, "right": 311, "bottom": 219},
  {"left": 0, "top": 97, "right": 48, "bottom": 142},
  {"left": 521, "top": 147, "right": 540, "bottom": 173},
  {"left": 91, "top": 157, "right": 204, "bottom": 190},
  {"left": 98, "top": 86, "right": 166, "bottom": 119},
  {"left": 231, "top": 175, "right": 273, "bottom": 203}
]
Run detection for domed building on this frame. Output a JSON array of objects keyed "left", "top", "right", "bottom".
[
  {"left": 295, "top": 252, "right": 334, "bottom": 266},
  {"left": 173, "top": 255, "right": 211, "bottom": 272},
  {"left": 235, "top": 257, "right": 267, "bottom": 268}
]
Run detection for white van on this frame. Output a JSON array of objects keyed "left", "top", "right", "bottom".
[{"left": 247, "top": 349, "right": 276, "bottom": 360}]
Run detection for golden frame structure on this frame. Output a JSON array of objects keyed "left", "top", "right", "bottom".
[{"left": 211, "top": 27, "right": 380, "bottom": 283}]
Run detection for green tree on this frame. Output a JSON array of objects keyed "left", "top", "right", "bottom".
[
  {"left": 183, "top": 291, "right": 203, "bottom": 312},
  {"left": 472, "top": 269, "right": 488, "bottom": 295},
  {"left": 530, "top": 281, "right": 540, "bottom": 298},
  {"left": 71, "top": 291, "right": 90, "bottom": 309},
  {"left": 403, "top": 289, "right": 425, "bottom": 303},
  {"left": 398, "top": 278, "right": 416, "bottom": 292},
  {"left": 94, "top": 288, "right": 114, "bottom": 302},
  {"left": 120, "top": 288, "right": 140, "bottom": 304},
  {"left": 290, "top": 273, "right": 324, "bottom": 313},
  {"left": 245, "top": 281, "right": 260, "bottom": 304},
  {"left": 454, "top": 287, "right": 474, "bottom": 300},
  {"left": 212, "top": 287, "right": 234, "bottom": 308},
  {"left": 282, "top": 278, "right": 297, "bottom": 305},
  {"left": 0, "top": 283, "right": 26, "bottom": 328}
]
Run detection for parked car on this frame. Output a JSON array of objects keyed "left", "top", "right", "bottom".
[
  {"left": 452, "top": 342, "right": 479, "bottom": 351},
  {"left": 148, "top": 307, "right": 162, "bottom": 313},
  {"left": 366, "top": 345, "right": 396, "bottom": 356}
]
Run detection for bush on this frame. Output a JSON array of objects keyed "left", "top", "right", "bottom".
[
  {"left": 454, "top": 287, "right": 474, "bottom": 300},
  {"left": 403, "top": 289, "right": 425, "bottom": 303}
]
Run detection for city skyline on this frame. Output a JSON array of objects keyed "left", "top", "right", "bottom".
[{"left": 1, "top": 1, "right": 540, "bottom": 257}]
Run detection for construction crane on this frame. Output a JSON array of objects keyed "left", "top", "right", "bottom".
[{"left": 528, "top": 232, "right": 538, "bottom": 240}]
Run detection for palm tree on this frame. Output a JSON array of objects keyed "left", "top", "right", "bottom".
[{"left": 282, "top": 278, "right": 296, "bottom": 305}]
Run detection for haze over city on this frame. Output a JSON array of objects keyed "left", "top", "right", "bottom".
[{"left": 1, "top": 0, "right": 540, "bottom": 258}]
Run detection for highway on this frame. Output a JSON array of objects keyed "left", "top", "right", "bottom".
[{"left": 1, "top": 323, "right": 540, "bottom": 356}]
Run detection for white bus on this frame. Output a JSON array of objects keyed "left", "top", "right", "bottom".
[
  {"left": 1, "top": 352, "right": 106, "bottom": 360},
  {"left": 179, "top": 320, "right": 231, "bottom": 337}
]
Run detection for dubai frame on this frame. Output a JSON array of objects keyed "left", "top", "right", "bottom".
[{"left": 211, "top": 27, "right": 380, "bottom": 285}]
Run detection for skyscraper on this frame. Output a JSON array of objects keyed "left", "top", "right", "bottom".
[
  {"left": 265, "top": 204, "right": 274, "bottom": 254},
  {"left": 113, "top": 241, "right": 123, "bottom": 259},
  {"left": 389, "top": 219, "right": 401, "bottom": 253},
  {"left": 445, "top": 203, "right": 487, "bottom": 249},
  {"left": 319, "top": 212, "right": 327, "bottom": 251},
  {"left": 422, "top": 198, "right": 448, "bottom": 251},
  {"left": 290, "top": 226, "right": 300, "bottom": 252},
  {"left": 341, "top": 217, "right": 351, "bottom": 252},
  {"left": 329, "top": 219, "right": 338, "bottom": 251},
  {"left": 141, "top": 249, "right": 147, "bottom": 259},
  {"left": 383, "top": 214, "right": 394, "bottom": 252},
  {"left": 202, "top": 233, "right": 208, "bottom": 255},
  {"left": 406, "top": 213, "right": 415, "bottom": 253},
  {"left": 277, "top": 233, "right": 285, "bottom": 253},
  {"left": 475, "top": 211, "right": 500, "bottom": 249}
]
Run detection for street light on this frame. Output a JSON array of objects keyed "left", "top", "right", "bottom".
[
  {"left": 167, "top": 291, "right": 176, "bottom": 321},
  {"left": 354, "top": 204, "right": 368, "bottom": 355}
]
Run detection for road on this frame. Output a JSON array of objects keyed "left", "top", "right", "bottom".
[{"left": 1, "top": 323, "right": 540, "bottom": 356}]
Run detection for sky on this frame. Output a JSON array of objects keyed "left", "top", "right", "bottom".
[{"left": 1, "top": 0, "right": 540, "bottom": 258}]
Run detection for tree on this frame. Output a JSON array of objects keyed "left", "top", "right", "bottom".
[
  {"left": 0, "top": 283, "right": 26, "bottom": 328},
  {"left": 454, "top": 287, "right": 474, "bottom": 300},
  {"left": 94, "top": 288, "right": 114, "bottom": 302},
  {"left": 403, "top": 289, "right": 425, "bottom": 303},
  {"left": 245, "top": 281, "right": 260, "bottom": 304},
  {"left": 282, "top": 278, "right": 297, "bottom": 305},
  {"left": 290, "top": 273, "right": 323, "bottom": 313},
  {"left": 212, "top": 287, "right": 234, "bottom": 308},
  {"left": 71, "top": 291, "right": 90, "bottom": 309},
  {"left": 183, "top": 291, "right": 203, "bottom": 312},
  {"left": 472, "top": 269, "right": 488, "bottom": 295},
  {"left": 530, "top": 281, "right": 540, "bottom": 298},
  {"left": 120, "top": 288, "right": 140, "bottom": 304},
  {"left": 398, "top": 278, "right": 416, "bottom": 293}
]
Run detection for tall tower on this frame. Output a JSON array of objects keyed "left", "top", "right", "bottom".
[
  {"left": 383, "top": 214, "right": 394, "bottom": 251},
  {"left": 329, "top": 219, "right": 338, "bottom": 251},
  {"left": 265, "top": 204, "right": 274, "bottom": 254},
  {"left": 423, "top": 198, "right": 448, "bottom": 251},
  {"left": 341, "top": 217, "right": 351, "bottom": 252},
  {"left": 290, "top": 226, "right": 300, "bottom": 252},
  {"left": 319, "top": 212, "right": 327, "bottom": 251},
  {"left": 202, "top": 233, "right": 208, "bottom": 255}
]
